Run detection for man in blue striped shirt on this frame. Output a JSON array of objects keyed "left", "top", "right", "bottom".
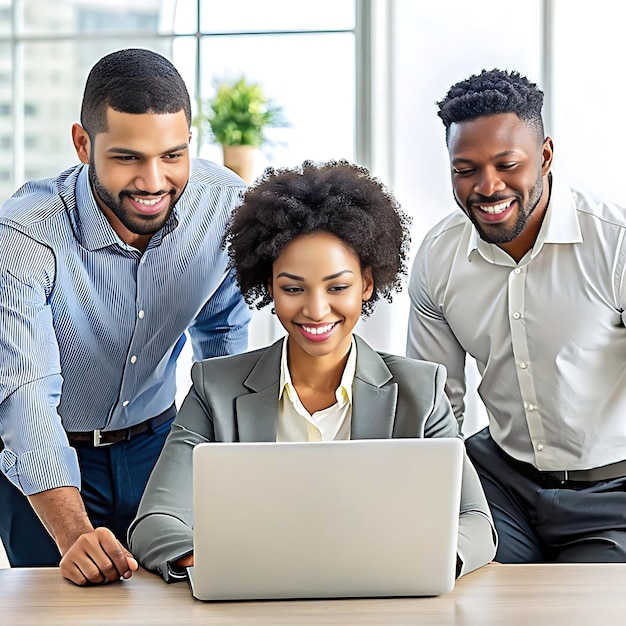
[{"left": 0, "top": 48, "right": 250, "bottom": 585}]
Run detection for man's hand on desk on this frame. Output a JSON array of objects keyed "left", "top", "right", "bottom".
[
  {"left": 28, "top": 486, "right": 138, "bottom": 586},
  {"left": 59, "top": 527, "right": 138, "bottom": 585}
]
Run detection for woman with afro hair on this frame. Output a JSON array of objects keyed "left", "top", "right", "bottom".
[{"left": 129, "top": 160, "right": 496, "bottom": 584}]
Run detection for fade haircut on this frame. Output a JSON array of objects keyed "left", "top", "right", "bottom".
[
  {"left": 437, "top": 68, "right": 545, "bottom": 144},
  {"left": 224, "top": 160, "right": 411, "bottom": 317},
  {"left": 80, "top": 48, "right": 192, "bottom": 138}
]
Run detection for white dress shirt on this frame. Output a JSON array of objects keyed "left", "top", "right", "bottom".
[
  {"left": 407, "top": 176, "right": 626, "bottom": 471},
  {"left": 277, "top": 336, "right": 356, "bottom": 442}
]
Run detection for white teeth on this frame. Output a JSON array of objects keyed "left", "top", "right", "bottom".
[
  {"left": 302, "top": 323, "right": 335, "bottom": 335},
  {"left": 477, "top": 200, "right": 512, "bottom": 214},
  {"left": 133, "top": 196, "right": 162, "bottom": 206}
]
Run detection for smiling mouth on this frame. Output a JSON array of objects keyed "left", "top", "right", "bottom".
[
  {"left": 299, "top": 322, "right": 338, "bottom": 335},
  {"left": 126, "top": 193, "right": 171, "bottom": 215},
  {"left": 132, "top": 196, "right": 163, "bottom": 207},
  {"left": 475, "top": 199, "right": 513, "bottom": 215}
]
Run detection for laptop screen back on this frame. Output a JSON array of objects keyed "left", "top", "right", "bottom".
[{"left": 190, "top": 437, "right": 463, "bottom": 601}]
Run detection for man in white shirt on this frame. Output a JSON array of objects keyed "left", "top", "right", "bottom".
[{"left": 407, "top": 68, "right": 626, "bottom": 563}]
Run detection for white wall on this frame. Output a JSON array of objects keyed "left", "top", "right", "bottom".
[{"left": 550, "top": 0, "right": 626, "bottom": 203}]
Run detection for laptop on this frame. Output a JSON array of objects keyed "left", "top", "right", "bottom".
[{"left": 188, "top": 437, "right": 463, "bottom": 601}]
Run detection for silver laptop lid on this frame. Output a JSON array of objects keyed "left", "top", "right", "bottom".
[{"left": 190, "top": 437, "right": 463, "bottom": 601}]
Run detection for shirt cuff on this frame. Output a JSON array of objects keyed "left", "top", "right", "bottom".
[{"left": 1, "top": 445, "right": 80, "bottom": 494}]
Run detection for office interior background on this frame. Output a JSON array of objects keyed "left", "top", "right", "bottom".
[{"left": 0, "top": 0, "right": 623, "bottom": 566}]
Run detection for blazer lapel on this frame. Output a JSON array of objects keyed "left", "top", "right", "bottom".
[
  {"left": 233, "top": 336, "right": 398, "bottom": 441},
  {"left": 350, "top": 336, "right": 398, "bottom": 439},
  {"left": 235, "top": 340, "right": 283, "bottom": 442}
]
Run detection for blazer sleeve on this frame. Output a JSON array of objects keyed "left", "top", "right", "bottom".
[
  {"left": 394, "top": 361, "right": 497, "bottom": 576},
  {"left": 128, "top": 361, "right": 218, "bottom": 582},
  {"left": 422, "top": 363, "right": 497, "bottom": 575},
  {"left": 456, "top": 450, "right": 498, "bottom": 575}
]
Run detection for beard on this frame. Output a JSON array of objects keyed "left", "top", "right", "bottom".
[
  {"left": 88, "top": 163, "right": 177, "bottom": 236},
  {"left": 459, "top": 169, "right": 545, "bottom": 245}
]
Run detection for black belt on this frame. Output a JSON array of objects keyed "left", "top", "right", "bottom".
[
  {"left": 499, "top": 446, "right": 626, "bottom": 488},
  {"left": 66, "top": 404, "right": 176, "bottom": 448}
]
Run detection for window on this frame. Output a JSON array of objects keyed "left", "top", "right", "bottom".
[{"left": 0, "top": 0, "right": 361, "bottom": 203}]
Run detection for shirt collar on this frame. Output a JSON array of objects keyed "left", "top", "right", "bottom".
[
  {"left": 467, "top": 173, "right": 583, "bottom": 264},
  {"left": 279, "top": 335, "right": 357, "bottom": 405}
]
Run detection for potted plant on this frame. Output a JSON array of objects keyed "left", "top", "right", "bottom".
[{"left": 194, "top": 76, "right": 284, "bottom": 183}]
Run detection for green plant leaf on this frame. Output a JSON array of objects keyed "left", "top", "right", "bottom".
[{"left": 193, "top": 76, "right": 286, "bottom": 147}]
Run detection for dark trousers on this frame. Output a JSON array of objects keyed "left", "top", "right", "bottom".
[
  {"left": 0, "top": 416, "right": 173, "bottom": 567},
  {"left": 465, "top": 427, "right": 626, "bottom": 563}
]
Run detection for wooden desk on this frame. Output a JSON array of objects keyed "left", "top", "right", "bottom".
[{"left": 2, "top": 563, "right": 625, "bottom": 625}]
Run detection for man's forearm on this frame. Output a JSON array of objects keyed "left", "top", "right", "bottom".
[{"left": 28, "top": 486, "right": 94, "bottom": 555}]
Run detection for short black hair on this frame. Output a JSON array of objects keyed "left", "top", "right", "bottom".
[
  {"left": 80, "top": 48, "right": 192, "bottom": 138},
  {"left": 224, "top": 160, "right": 411, "bottom": 317},
  {"left": 437, "top": 68, "right": 544, "bottom": 143}
]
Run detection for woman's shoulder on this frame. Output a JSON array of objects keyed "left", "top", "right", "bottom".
[
  {"left": 355, "top": 335, "right": 446, "bottom": 380},
  {"left": 192, "top": 344, "right": 270, "bottom": 378},
  {"left": 380, "top": 351, "right": 444, "bottom": 372},
  {"left": 381, "top": 354, "right": 447, "bottom": 394}
]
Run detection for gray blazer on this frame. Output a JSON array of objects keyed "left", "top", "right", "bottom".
[{"left": 129, "top": 336, "right": 496, "bottom": 581}]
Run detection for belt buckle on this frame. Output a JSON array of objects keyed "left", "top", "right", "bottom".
[{"left": 93, "top": 429, "right": 113, "bottom": 448}]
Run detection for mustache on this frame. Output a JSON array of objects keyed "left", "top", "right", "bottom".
[
  {"left": 468, "top": 193, "right": 515, "bottom": 205},
  {"left": 119, "top": 189, "right": 175, "bottom": 198}
]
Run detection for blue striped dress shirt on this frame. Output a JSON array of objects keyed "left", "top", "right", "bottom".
[{"left": 0, "top": 159, "right": 251, "bottom": 495}]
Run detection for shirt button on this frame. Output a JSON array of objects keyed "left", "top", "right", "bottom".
[
  {"left": 526, "top": 403, "right": 535, "bottom": 411},
  {"left": 130, "top": 355, "right": 137, "bottom": 364},
  {"left": 122, "top": 400, "right": 130, "bottom": 407},
  {"left": 537, "top": 443, "right": 544, "bottom": 451},
  {"left": 519, "top": 362, "right": 528, "bottom": 369},
  {"left": 138, "top": 310, "right": 145, "bottom": 319},
  {"left": 513, "top": 312, "right": 521, "bottom": 319},
  {"left": 514, "top": 268, "right": 521, "bottom": 274}
]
